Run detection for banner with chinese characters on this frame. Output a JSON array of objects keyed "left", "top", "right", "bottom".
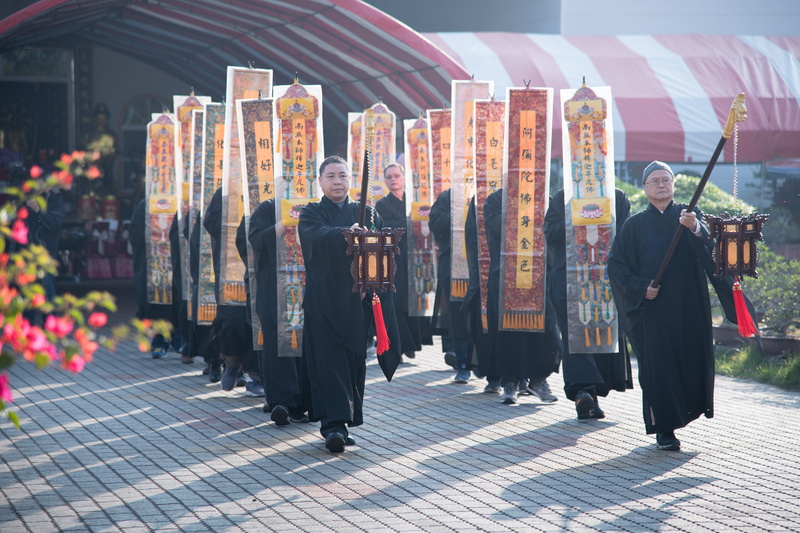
[
  {"left": 404, "top": 117, "right": 436, "bottom": 317},
  {"left": 474, "top": 99, "right": 505, "bottom": 331},
  {"left": 274, "top": 82, "right": 323, "bottom": 357},
  {"left": 426, "top": 109, "right": 452, "bottom": 198},
  {"left": 197, "top": 102, "right": 226, "bottom": 325},
  {"left": 347, "top": 102, "right": 396, "bottom": 202},
  {"left": 561, "top": 85, "right": 618, "bottom": 352},
  {"left": 450, "top": 80, "right": 492, "bottom": 300},
  {"left": 145, "top": 113, "right": 176, "bottom": 306},
  {"left": 237, "top": 97, "right": 275, "bottom": 349},
  {"left": 187, "top": 108, "right": 204, "bottom": 322},
  {"left": 219, "top": 66, "right": 273, "bottom": 306},
  {"left": 499, "top": 87, "right": 552, "bottom": 332},
  {"left": 174, "top": 93, "right": 211, "bottom": 313}
]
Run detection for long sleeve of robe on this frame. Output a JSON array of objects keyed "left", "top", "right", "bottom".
[{"left": 608, "top": 200, "right": 716, "bottom": 433}]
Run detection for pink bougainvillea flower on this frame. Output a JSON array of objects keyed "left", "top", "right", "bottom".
[
  {"left": 0, "top": 373, "right": 13, "bottom": 403},
  {"left": 71, "top": 150, "right": 85, "bottom": 160},
  {"left": 45, "top": 315, "right": 74, "bottom": 338},
  {"left": 16, "top": 273, "right": 36, "bottom": 285},
  {"left": 18, "top": 207, "right": 28, "bottom": 220},
  {"left": 31, "top": 293, "right": 46, "bottom": 307},
  {"left": 60, "top": 153, "right": 73, "bottom": 165},
  {"left": 29, "top": 165, "right": 43, "bottom": 179},
  {"left": 11, "top": 219, "right": 28, "bottom": 245},
  {"left": 86, "top": 166, "right": 101, "bottom": 180},
  {"left": 63, "top": 354, "right": 85, "bottom": 373},
  {"left": 87, "top": 312, "right": 107, "bottom": 328},
  {"left": 26, "top": 327, "right": 49, "bottom": 353}
]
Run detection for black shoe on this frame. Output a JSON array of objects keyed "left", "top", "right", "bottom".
[
  {"left": 289, "top": 411, "right": 309, "bottom": 423},
  {"left": 270, "top": 405, "right": 290, "bottom": 426},
  {"left": 325, "top": 432, "right": 346, "bottom": 453},
  {"left": 656, "top": 431, "right": 681, "bottom": 451},
  {"left": 181, "top": 354, "right": 194, "bottom": 364},
  {"left": 444, "top": 352, "right": 456, "bottom": 370},
  {"left": 235, "top": 370, "right": 246, "bottom": 388},
  {"left": 575, "top": 391, "right": 594, "bottom": 420},
  {"left": 404, "top": 351, "right": 416, "bottom": 359},
  {"left": 345, "top": 436, "right": 356, "bottom": 446},
  {"left": 262, "top": 401, "right": 271, "bottom": 413},
  {"left": 590, "top": 400, "right": 606, "bottom": 419},
  {"left": 202, "top": 362, "right": 210, "bottom": 375},
  {"left": 208, "top": 363, "right": 222, "bottom": 383}
]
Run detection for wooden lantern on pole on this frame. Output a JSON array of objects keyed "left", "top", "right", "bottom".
[{"left": 706, "top": 212, "right": 769, "bottom": 278}]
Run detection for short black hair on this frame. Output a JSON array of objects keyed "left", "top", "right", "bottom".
[{"left": 319, "top": 155, "right": 348, "bottom": 176}]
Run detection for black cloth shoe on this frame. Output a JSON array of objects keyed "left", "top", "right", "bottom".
[
  {"left": 345, "top": 436, "right": 356, "bottom": 446},
  {"left": 325, "top": 432, "right": 346, "bottom": 453},
  {"left": 289, "top": 411, "right": 309, "bottom": 423},
  {"left": 262, "top": 401, "right": 271, "bottom": 413},
  {"left": 404, "top": 351, "right": 416, "bottom": 359},
  {"left": 656, "top": 431, "right": 681, "bottom": 451},
  {"left": 590, "top": 399, "right": 606, "bottom": 419},
  {"left": 575, "top": 391, "right": 594, "bottom": 420},
  {"left": 270, "top": 405, "right": 290, "bottom": 426},
  {"left": 202, "top": 362, "right": 210, "bottom": 375},
  {"left": 208, "top": 363, "right": 222, "bottom": 383},
  {"left": 443, "top": 352, "right": 456, "bottom": 370}
]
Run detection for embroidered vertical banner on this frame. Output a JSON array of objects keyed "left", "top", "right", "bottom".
[
  {"left": 474, "top": 99, "right": 505, "bottom": 331},
  {"left": 404, "top": 117, "right": 436, "bottom": 317},
  {"left": 348, "top": 102, "right": 396, "bottom": 202},
  {"left": 347, "top": 112, "right": 364, "bottom": 195},
  {"left": 426, "top": 109, "right": 452, "bottom": 198},
  {"left": 274, "top": 82, "right": 324, "bottom": 357},
  {"left": 174, "top": 93, "right": 211, "bottom": 313},
  {"left": 450, "top": 80, "right": 493, "bottom": 301},
  {"left": 561, "top": 85, "right": 618, "bottom": 352},
  {"left": 197, "top": 102, "right": 225, "bottom": 325},
  {"left": 145, "top": 113, "right": 176, "bottom": 306},
  {"left": 499, "top": 87, "right": 552, "bottom": 332},
  {"left": 186, "top": 108, "right": 205, "bottom": 322},
  {"left": 219, "top": 66, "right": 273, "bottom": 306},
  {"left": 237, "top": 97, "right": 275, "bottom": 349}
]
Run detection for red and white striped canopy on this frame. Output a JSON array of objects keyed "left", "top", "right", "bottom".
[
  {"left": 0, "top": 0, "right": 467, "bottom": 132},
  {"left": 427, "top": 33, "right": 800, "bottom": 163}
]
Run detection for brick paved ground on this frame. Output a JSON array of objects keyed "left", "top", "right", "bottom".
[{"left": 2, "top": 331, "right": 800, "bottom": 532}]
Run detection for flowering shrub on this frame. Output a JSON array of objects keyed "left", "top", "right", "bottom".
[{"left": 0, "top": 151, "right": 171, "bottom": 428}]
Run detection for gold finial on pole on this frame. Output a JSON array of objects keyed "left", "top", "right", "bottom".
[{"left": 723, "top": 93, "right": 747, "bottom": 139}]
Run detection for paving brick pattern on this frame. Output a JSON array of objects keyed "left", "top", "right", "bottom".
[{"left": 3, "top": 337, "right": 800, "bottom": 532}]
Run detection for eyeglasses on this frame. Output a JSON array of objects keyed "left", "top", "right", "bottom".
[{"left": 645, "top": 177, "right": 674, "bottom": 186}]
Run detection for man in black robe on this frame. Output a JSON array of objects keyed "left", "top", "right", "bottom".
[
  {"left": 375, "top": 163, "right": 428, "bottom": 361},
  {"left": 429, "top": 189, "right": 472, "bottom": 382},
  {"left": 484, "top": 188, "right": 561, "bottom": 405},
  {"left": 249, "top": 198, "right": 308, "bottom": 425},
  {"left": 545, "top": 188, "right": 633, "bottom": 420},
  {"left": 608, "top": 161, "right": 716, "bottom": 451},
  {"left": 130, "top": 199, "right": 172, "bottom": 357},
  {"left": 298, "top": 155, "right": 400, "bottom": 453}
]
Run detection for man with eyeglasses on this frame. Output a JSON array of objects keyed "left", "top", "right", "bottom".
[{"left": 608, "top": 161, "right": 717, "bottom": 452}]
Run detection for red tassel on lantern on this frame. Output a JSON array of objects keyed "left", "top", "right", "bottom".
[
  {"left": 733, "top": 277, "right": 758, "bottom": 338},
  {"left": 372, "top": 293, "right": 390, "bottom": 355}
]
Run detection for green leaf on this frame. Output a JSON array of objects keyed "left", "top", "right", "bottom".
[{"left": 8, "top": 410, "right": 21, "bottom": 429}]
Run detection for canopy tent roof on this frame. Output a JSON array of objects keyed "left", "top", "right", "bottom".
[
  {"left": 426, "top": 33, "right": 800, "bottom": 163},
  {"left": 0, "top": 0, "right": 468, "bottom": 132}
]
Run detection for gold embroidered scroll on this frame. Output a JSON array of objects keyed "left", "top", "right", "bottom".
[
  {"left": 473, "top": 99, "right": 505, "bottom": 331},
  {"left": 237, "top": 97, "right": 275, "bottom": 349},
  {"left": 145, "top": 113, "right": 176, "bottom": 306},
  {"left": 561, "top": 85, "right": 618, "bottom": 352},
  {"left": 404, "top": 117, "right": 436, "bottom": 317},
  {"left": 426, "top": 109, "right": 452, "bottom": 198},
  {"left": 174, "top": 93, "right": 211, "bottom": 315},
  {"left": 197, "top": 103, "right": 225, "bottom": 325},
  {"left": 187, "top": 108, "right": 204, "bottom": 322},
  {"left": 499, "top": 87, "right": 552, "bottom": 332},
  {"left": 219, "top": 66, "right": 272, "bottom": 306},
  {"left": 348, "top": 102, "right": 396, "bottom": 202},
  {"left": 450, "top": 80, "right": 492, "bottom": 301},
  {"left": 274, "top": 82, "right": 323, "bottom": 357}
]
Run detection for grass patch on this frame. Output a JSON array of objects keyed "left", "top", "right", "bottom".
[{"left": 715, "top": 345, "right": 800, "bottom": 391}]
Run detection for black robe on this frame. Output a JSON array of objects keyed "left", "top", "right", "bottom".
[
  {"left": 484, "top": 189, "right": 561, "bottom": 380},
  {"left": 130, "top": 199, "right": 171, "bottom": 321},
  {"left": 249, "top": 199, "right": 304, "bottom": 411},
  {"left": 608, "top": 201, "right": 716, "bottom": 434},
  {"left": 375, "top": 192, "right": 425, "bottom": 354},
  {"left": 298, "top": 196, "right": 400, "bottom": 428},
  {"left": 544, "top": 188, "right": 633, "bottom": 400},
  {"left": 463, "top": 196, "right": 494, "bottom": 378}
]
